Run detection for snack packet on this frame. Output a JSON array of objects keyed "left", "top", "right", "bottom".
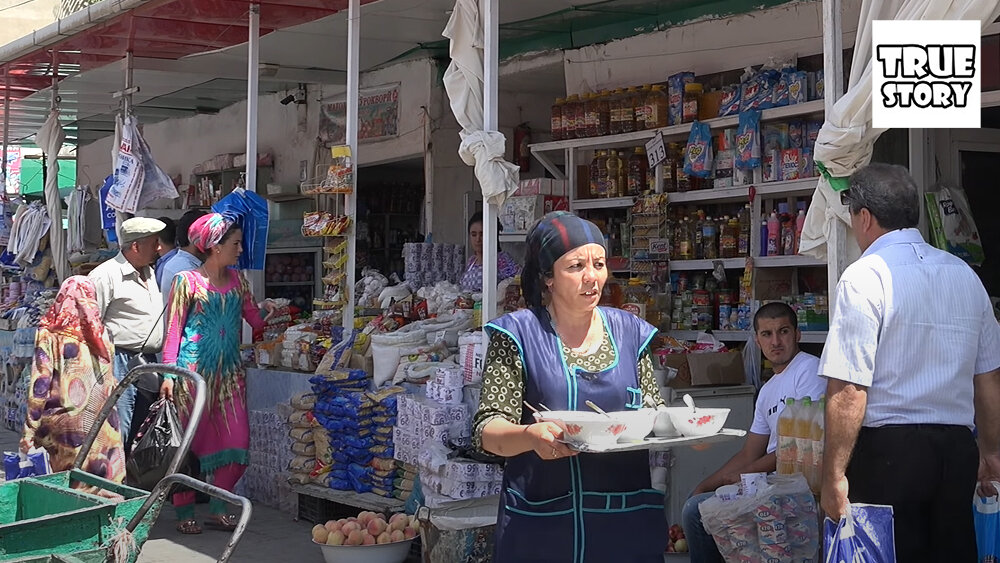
[
  {"left": 735, "top": 110, "right": 762, "bottom": 170},
  {"left": 718, "top": 84, "right": 741, "bottom": 117}
]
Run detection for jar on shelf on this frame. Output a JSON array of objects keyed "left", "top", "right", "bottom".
[
  {"left": 683, "top": 83, "right": 703, "bottom": 123},
  {"left": 590, "top": 151, "right": 609, "bottom": 198},
  {"left": 551, "top": 97, "right": 566, "bottom": 141},
  {"left": 606, "top": 150, "right": 625, "bottom": 198},
  {"left": 635, "top": 85, "right": 652, "bottom": 131},
  {"left": 645, "top": 85, "right": 669, "bottom": 129}
]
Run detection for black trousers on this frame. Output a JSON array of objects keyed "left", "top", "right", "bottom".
[{"left": 845, "top": 424, "right": 978, "bottom": 563}]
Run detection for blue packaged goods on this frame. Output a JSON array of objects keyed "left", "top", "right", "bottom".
[
  {"left": 806, "top": 120, "right": 822, "bottom": 150},
  {"left": 787, "top": 120, "right": 804, "bottom": 149},
  {"left": 755, "top": 69, "right": 780, "bottom": 110},
  {"left": 740, "top": 69, "right": 760, "bottom": 111},
  {"left": 975, "top": 483, "right": 1000, "bottom": 563},
  {"left": 3, "top": 448, "right": 50, "bottom": 480},
  {"left": 735, "top": 110, "right": 762, "bottom": 170},
  {"left": 788, "top": 71, "right": 808, "bottom": 104},
  {"left": 772, "top": 71, "right": 791, "bottom": 107},
  {"left": 683, "top": 121, "right": 714, "bottom": 179},
  {"left": 823, "top": 504, "right": 896, "bottom": 563},
  {"left": 668, "top": 72, "right": 695, "bottom": 125},
  {"left": 718, "top": 85, "right": 741, "bottom": 117}
]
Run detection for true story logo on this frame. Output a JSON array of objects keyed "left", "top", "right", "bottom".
[{"left": 872, "top": 20, "right": 981, "bottom": 128}]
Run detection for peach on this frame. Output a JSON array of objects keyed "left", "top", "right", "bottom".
[
  {"left": 377, "top": 532, "right": 392, "bottom": 544},
  {"left": 390, "top": 529, "right": 405, "bottom": 543},
  {"left": 403, "top": 526, "right": 418, "bottom": 540},
  {"left": 346, "top": 530, "right": 365, "bottom": 546},
  {"left": 324, "top": 520, "right": 338, "bottom": 533},
  {"left": 312, "top": 525, "right": 329, "bottom": 543},
  {"left": 367, "top": 518, "right": 387, "bottom": 536},
  {"left": 362, "top": 532, "right": 376, "bottom": 546},
  {"left": 389, "top": 513, "right": 408, "bottom": 526},
  {"left": 341, "top": 521, "right": 361, "bottom": 534},
  {"left": 326, "top": 531, "right": 345, "bottom": 546}
]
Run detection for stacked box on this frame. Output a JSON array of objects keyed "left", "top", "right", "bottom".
[
  {"left": 403, "top": 243, "right": 465, "bottom": 289},
  {"left": 418, "top": 456, "right": 503, "bottom": 507},
  {"left": 393, "top": 394, "right": 471, "bottom": 466},
  {"left": 240, "top": 408, "right": 296, "bottom": 510}
]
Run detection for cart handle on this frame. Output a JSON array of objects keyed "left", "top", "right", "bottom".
[
  {"left": 126, "top": 473, "right": 253, "bottom": 563},
  {"left": 73, "top": 363, "right": 206, "bottom": 480}
]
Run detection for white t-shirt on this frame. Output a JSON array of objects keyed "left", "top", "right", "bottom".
[{"left": 750, "top": 351, "right": 826, "bottom": 454}]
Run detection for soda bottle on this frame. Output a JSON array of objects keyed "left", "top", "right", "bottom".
[
  {"left": 795, "top": 397, "right": 813, "bottom": 477},
  {"left": 810, "top": 397, "right": 826, "bottom": 494},
  {"left": 777, "top": 398, "right": 798, "bottom": 475}
]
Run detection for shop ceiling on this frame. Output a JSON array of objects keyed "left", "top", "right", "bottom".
[{"left": 0, "top": 0, "right": 798, "bottom": 146}]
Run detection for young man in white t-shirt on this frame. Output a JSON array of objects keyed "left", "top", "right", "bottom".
[{"left": 681, "top": 302, "right": 826, "bottom": 563}]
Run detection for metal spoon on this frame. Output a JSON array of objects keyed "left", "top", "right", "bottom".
[
  {"left": 539, "top": 402, "right": 552, "bottom": 412},
  {"left": 585, "top": 400, "right": 612, "bottom": 418},
  {"left": 523, "top": 401, "right": 542, "bottom": 415},
  {"left": 683, "top": 393, "right": 697, "bottom": 413}
]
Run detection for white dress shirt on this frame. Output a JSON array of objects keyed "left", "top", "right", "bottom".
[
  {"left": 89, "top": 252, "right": 164, "bottom": 353},
  {"left": 750, "top": 351, "right": 827, "bottom": 454},
  {"left": 818, "top": 228, "right": 1000, "bottom": 428}
]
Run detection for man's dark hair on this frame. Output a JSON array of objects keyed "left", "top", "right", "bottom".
[
  {"left": 846, "top": 163, "right": 919, "bottom": 231},
  {"left": 157, "top": 217, "right": 176, "bottom": 247},
  {"left": 753, "top": 301, "right": 798, "bottom": 332},
  {"left": 177, "top": 209, "right": 209, "bottom": 247}
]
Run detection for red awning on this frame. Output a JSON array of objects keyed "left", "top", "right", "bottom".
[{"left": 1, "top": 0, "right": 378, "bottom": 101}]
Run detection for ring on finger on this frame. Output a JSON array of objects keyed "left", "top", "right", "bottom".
[{"left": 551, "top": 447, "right": 557, "bottom": 458}]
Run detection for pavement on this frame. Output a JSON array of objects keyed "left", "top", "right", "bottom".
[{"left": 1, "top": 428, "right": 323, "bottom": 562}]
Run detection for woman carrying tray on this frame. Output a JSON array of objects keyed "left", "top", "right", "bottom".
[{"left": 472, "top": 211, "right": 666, "bottom": 563}]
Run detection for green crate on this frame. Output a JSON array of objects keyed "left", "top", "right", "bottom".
[{"left": 0, "top": 470, "right": 162, "bottom": 563}]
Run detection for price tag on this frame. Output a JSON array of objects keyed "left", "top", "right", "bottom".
[
  {"left": 648, "top": 238, "right": 671, "bottom": 255},
  {"left": 645, "top": 132, "right": 667, "bottom": 169}
]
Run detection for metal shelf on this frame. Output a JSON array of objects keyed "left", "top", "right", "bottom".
[
  {"left": 669, "top": 258, "right": 745, "bottom": 271},
  {"left": 755, "top": 255, "right": 826, "bottom": 268},
  {"left": 265, "top": 281, "right": 315, "bottom": 287},
  {"left": 666, "top": 178, "right": 818, "bottom": 204},
  {"left": 667, "top": 329, "right": 828, "bottom": 343},
  {"left": 571, "top": 196, "right": 635, "bottom": 211},
  {"left": 754, "top": 177, "right": 818, "bottom": 197},
  {"left": 531, "top": 100, "right": 824, "bottom": 154},
  {"left": 800, "top": 331, "right": 829, "bottom": 344},
  {"left": 290, "top": 483, "right": 404, "bottom": 513}
]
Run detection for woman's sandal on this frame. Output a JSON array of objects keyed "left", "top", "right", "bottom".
[
  {"left": 203, "top": 514, "right": 238, "bottom": 532},
  {"left": 176, "top": 519, "right": 202, "bottom": 534}
]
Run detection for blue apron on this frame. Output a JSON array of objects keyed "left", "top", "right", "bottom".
[{"left": 486, "top": 307, "right": 667, "bottom": 563}]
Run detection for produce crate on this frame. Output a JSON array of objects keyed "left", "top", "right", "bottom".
[{"left": 296, "top": 493, "right": 356, "bottom": 524}]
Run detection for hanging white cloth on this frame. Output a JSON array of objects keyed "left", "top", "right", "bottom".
[
  {"left": 67, "top": 185, "right": 89, "bottom": 254},
  {"left": 800, "top": 0, "right": 1000, "bottom": 259},
  {"left": 7, "top": 202, "right": 51, "bottom": 267},
  {"left": 35, "top": 111, "right": 69, "bottom": 282},
  {"left": 442, "top": 0, "right": 519, "bottom": 206}
]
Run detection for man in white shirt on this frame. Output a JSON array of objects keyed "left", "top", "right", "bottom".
[
  {"left": 89, "top": 217, "right": 166, "bottom": 452},
  {"left": 159, "top": 209, "right": 207, "bottom": 304},
  {"left": 681, "top": 302, "right": 826, "bottom": 563},
  {"left": 819, "top": 163, "right": 1000, "bottom": 562}
]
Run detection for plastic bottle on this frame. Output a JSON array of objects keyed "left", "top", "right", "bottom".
[
  {"left": 777, "top": 398, "right": 798, "bottom": 475},
  {"left": 703, "top": 216, "right": 719, "bottom": 260},
  {"left": 589, "top": 151, "right": 608, "bottom": 198},
  {"left": 622, "top": 278, "right": 652, "bottom": 321},
  {"left": 794, "top": 209, "right": 806, "bottom": 255},
  {"left": 564, "top": 94, "right": 582, "bottom": 139},
  {"left": 678, "top": 218, "right": 694, "bottom": 260},
  {"left": 693, "top": 212, "right": 706, "bottom": 260},
  {"left": 766, "top": 211, "right": 780, "bottom": 256},
  {"left": 583, "top": 93, "right": 598, "bottom": 138},
  {"left": 596, "top": 91, "right": 611, "bottom": 136},
  {"left": 617, "top": 152, "right": 628, "bottom": 197},
  {"left": 721, "top": 216, "right": 739, "bottom": 258},
  {"left": 646, "top": 85, "right": 669, "bottom": 129},
  {"left": 627, "top": 147, "right": 648, "bottom": 196},
  {"left": 737, "top": 204, "right": 751, "bottom": 257},
  {"left": 609, "top": 89, "right": 625, "bottom": 135},
  {"left": 635, "top": 85, "right": 652, "bottom": 131},
  {"left": 795, "top": 397, "right": 814, "bottom": 477},
  {"left": 551, "top": 98, "right": 565, "bottom": 141},
  {"left": 606, "top": 151, "right": 624, "bottom": 198},
  {"left": 809, "top": 398, "right": 825, "bottom": 494},
  {"left": 781, "top": 213, "right": 795, "bottom": 256},
  {"left": 760, "top": 220, "right": 768, "bottom": 257},
  {"left": 621, "top": 87, "right": 638, "bottom": 134}
]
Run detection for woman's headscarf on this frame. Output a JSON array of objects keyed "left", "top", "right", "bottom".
[
  {"left": 40, "top": 276, "right": 111, "bottom": 362},
  {"left": 522, "top": 211, "right": 606, "bottom": 308},
  {"left": 188, "top": 212, "right": 233, "bottom": 253}
]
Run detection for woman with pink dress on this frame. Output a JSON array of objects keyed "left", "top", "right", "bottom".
[{"left": 160, "top": 213, "right": 272, "bottom": 534}]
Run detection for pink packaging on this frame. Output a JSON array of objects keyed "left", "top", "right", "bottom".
[
  {"left": 762, "top": 150, "right": 779, "bottom": 182},
  {"left": 780, "top": 149, "right": 801, "bottom": 181}
]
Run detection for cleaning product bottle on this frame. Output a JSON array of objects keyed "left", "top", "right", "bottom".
[
  {"left": 794, "top": 209, "right": 806, "bottom": 255},
  {"left": 760, "top": 220, "right": 768, "bottom": 257},
  {"left": 776, "top": 398, "right": 798, "bottom": 475},
  {"left": 766, "top": 211, "right": 780, "bottom": 256},
  {"left": 809, "top": 397, "right": 826, "bottom": 494},
  {"left": 795, "top": 397, "right": 813, "bottom": 477}
]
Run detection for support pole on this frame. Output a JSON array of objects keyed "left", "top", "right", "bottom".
[
  {"left": 124, "top": 51, "right": 134, "bottom": 115},
  {"left": 2, "top": 66, "right": 9, "bottom": 194},
  {"left": 246, "top": 4, "right": 260, "bottom": 193},
  {"left": 343, "top": 0, "right": 360, "bottom": 331},
  {"left": 822, "top": 0, "right": 846, "bottom": 314},
  {"left": 481, "top": 0, "right": 499, "bottom": 324}
]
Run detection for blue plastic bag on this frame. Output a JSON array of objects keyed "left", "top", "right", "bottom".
[
  {"left": 975, "top": 482, "right": 1000, "bottom": 563},
  {"left": 823, "top": 503, "right": 896, "bottom": 563},
  {"left": 3, "top": 448, "right": 51, "bottom": 480},
  {"left": 211, "top": 188, "right": 269, "bottom": 270}
]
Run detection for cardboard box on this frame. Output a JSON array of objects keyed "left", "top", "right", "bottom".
[
  {"left": 664, "top": 351, "right": 745, "bottom": 388},
  {"left": 517, "top": 178, "right": 568, "bottom": 196},
  {"left": 500, "top": 195, "right": 569, "bottom": 233}
]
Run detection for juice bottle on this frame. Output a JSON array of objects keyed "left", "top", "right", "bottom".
[
  {"left": 677, "top": 218, "right": 693, "bottom": 260},
  {"left": 737, "top": 204, "right": 751, "bottom": 256},
  {"left": 766, "top": 211, "right": 780, "bottom": 257},
  {"left": 627, "top": 148, "right": 648, "bottom": 196},
  {"left": 703, "top": 216, "right": 719, "bottom": 260},
  {"left": 605, "top": 151, "right": 624, "bottom": 198},
  {"left": 810, "top": 397, "right": 825, "bottom": 494},
  {"left": 621, "top": 87, "right": 638, "bottom": 133},
  {"left": 609, "top": 88, "right": 625, "bottom": 135},
  {"left": 777, "top": 398, "right": 798, "bottom": 475},
  {"left": 589, "top": 151, "right": 608, "bottom": 197},
  {"left": 795, "top": 397, "right": 814, "bottom": 477},
  {"left": 551, "top": 98, "right": 565, "bottom": 141},
  {"left": 645, "top": 85, "right": 669, "bottom": 129},
  {"left": 635, "top": 85, "right": 652, "bottom": 131}
]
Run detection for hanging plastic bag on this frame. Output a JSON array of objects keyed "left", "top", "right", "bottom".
[
  {"left": 3, "top": 447, "right": 51, "bottom": 480},
  {"left": 133, "top": 124, "right": 179, "bottom": 208},
  {"left": 930, "top": 185, "right": 985, "bottom": 266},
  {"left": 975, "top": 482, "right": 1000, "bottom": 563},
  {"left": 742, "top": 331, "right": 762, "bottom": 390},
  {"left": 823, "top": 503, "right": 896, "bottom": 563},
  {"left": 212, "top": 188, "right": 270, "bottom": 270},
  {"left": 126, "top": 398, "right": 187, "bottom": 491},
  {"left": 105, "top": 116, "right": 144, "bottom": 213},
  {"left": 683, "top": 121, "right": 714, "bottom": 179}
]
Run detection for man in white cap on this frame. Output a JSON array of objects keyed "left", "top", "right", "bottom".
[{"left": 89, "top": 217, "right": 166, "bottom": 452}]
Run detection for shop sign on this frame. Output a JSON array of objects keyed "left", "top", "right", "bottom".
[
  {"left": 872, "top": 20, "right": 980, "bottom": 128},
  {"left": 645, "top": 132, "right": 667, "bottom": 169},
  {"left": 649, "top": 238, "right": 671, "bottom": 255},
  {"left": 319, "top": 83, "right": 400, "bottom": 144}
]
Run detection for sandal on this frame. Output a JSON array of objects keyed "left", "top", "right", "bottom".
[
  {"left": 203, "top": 514, "right": 238, "bottom": 532},
  {"left": 176, "top": 519, "right": 202, "bottom": 535}
]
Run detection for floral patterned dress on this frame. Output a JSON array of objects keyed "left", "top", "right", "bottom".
[{"left": 23, "top": 276, "right": 126, "bottom": 484}]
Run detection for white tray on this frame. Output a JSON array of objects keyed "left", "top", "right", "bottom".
[{"left": 560, "top": 428, "right": 747, "bottom": 453}]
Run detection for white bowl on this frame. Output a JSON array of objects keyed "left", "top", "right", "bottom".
[
  {"left": 314, "top": 539, "right": 414, "bottom": 563},
  {"left": 536, "top": 410, "right": 628, "bottom": 446},
  {"left": 666, "top": 407, "right": 730, "bottom": 437},
  {"left": 613, "top": 408, "right": 658, "bottom": 441},
  {"left": 653, "top": 407, "right": 682, "bottom": 437}
]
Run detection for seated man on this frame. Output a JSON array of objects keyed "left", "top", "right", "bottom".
[{"left": 681, "top": 302, "right": 826, "bottom": 563}]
